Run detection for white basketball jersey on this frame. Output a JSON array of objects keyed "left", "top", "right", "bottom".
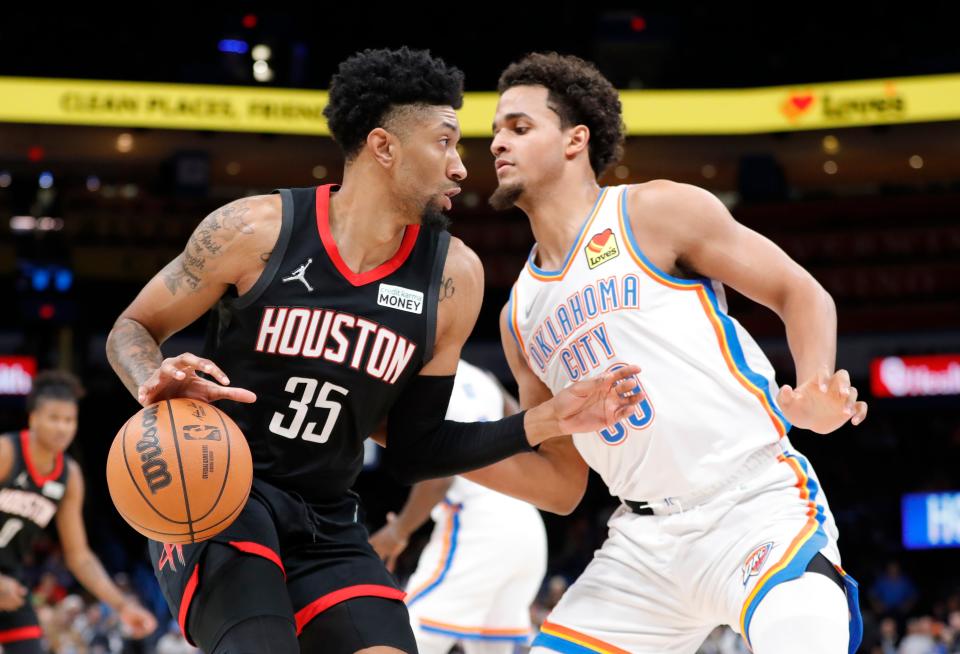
[
  {"left": 437, "top": 360, "right": 530, "bottom": 512},
  {"left": 507, "top": 185, "right": 791, "bottom": 502}
]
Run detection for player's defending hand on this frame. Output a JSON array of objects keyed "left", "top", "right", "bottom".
[
  {"left": 0, "top": 574, "right": 26, "bottom": 610},
  {"left": 549, "top": 364, "right": 643, "bottom": 435},
  {"left": 368, "top": 512, "right": 408, "bottom": 573},
  {"left": 777, "top": 366, "right": 868, "bottom": 434},
  {"left": 137, "top": 353, "right": 257, "bottom": 407},
  {"left": 118, "top": 600, "right": 158, "bottom": 639}
]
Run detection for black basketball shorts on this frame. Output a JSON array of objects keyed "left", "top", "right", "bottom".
[{"left": 148, "top": 478, "right": 412, "bottom": 651}]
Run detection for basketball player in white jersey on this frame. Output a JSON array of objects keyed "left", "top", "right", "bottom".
[
  {"left": 465, "top": 53, "right": 869, "bottom": 654},
  {"left": 370, "top": 360, "right": 547, "bottom": 654}
]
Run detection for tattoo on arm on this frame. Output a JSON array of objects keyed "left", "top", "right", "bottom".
[
  {"left": 439, "top": 277, "right": 455, "bottom": 302},
  {"left": 106, "top": 318, "right": 163, "bottom": 398},
  {"left": 162, "top": 198, "right": 255, "bottom": 295}
]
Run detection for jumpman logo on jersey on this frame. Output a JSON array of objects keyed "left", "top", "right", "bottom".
[
  {"left": 282, "top": 259, "right": 314, "bottom": 292},
  {"left": 157, "top": 543, "right": 186, "bottom": 573}
]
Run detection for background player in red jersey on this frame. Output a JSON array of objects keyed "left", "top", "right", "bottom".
[{"left": 0, "top": 371, "right": 156, "bottom": 653}]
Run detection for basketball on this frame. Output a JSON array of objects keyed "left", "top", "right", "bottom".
[{"left": 106, "top": 398, "right": 253, "bottom": 544}]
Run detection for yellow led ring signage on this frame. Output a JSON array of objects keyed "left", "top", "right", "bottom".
[
  {"left": 2, "top": 74, "right": 959, "bottom": 136},
  {"left": 0, "top": 77, "right": 330, "bottom": 135}
]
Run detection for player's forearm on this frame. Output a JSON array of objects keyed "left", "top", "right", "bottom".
[
  {"left": 780, "top": 280, "right": 837, "bottom": 386},
  {"left": 107, "top": 318, "right": 163, "bottom": 398},
  {"left": 385, "top": 375, "right": 536, "bottom": 482},
  {"left": 393, "top": 478, "right": 454, "bottom": 537},
  {"left": 65, "top": 550, "right": 127, "bottom": 611}
]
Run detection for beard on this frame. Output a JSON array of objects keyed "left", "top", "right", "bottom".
[
  {"left": 488, "top": 182, "right": 524, "bottom": 211},
  {"left": 419, "top": 194, "right": 451, "bottom": 230},
  {"left": 402, "top": 192, "right": 450, "bottom": 231},
  {"left": 420, "top": 207, "right": 450, "bottom": 231}
]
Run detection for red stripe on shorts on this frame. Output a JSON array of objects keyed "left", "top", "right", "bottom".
[{"left": 295, "top": 584, "right": 406, "bottom": 635}]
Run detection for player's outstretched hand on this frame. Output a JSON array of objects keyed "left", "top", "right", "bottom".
[
  {"left": 552, "top": 364, "right": 643, "bottom": 435},
  {"left": 777, "top": 366, "right": 868, "bottom": 434},
  {"left": 0, "top": 574, "right": 26, "bottom": 610},
  {"left": 118, "top": 600, "right": 158, "bottom": 639},
  {"left": 137, "top": 353, "right": 257, "bottom": 407},
  {"left": 368, "top": 512, "right": 408, "bottom": 573}
]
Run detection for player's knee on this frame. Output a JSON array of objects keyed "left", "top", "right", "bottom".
[
  {"left": 210, "top": 615, "right": 298, "bottom": 654},
  {"left": 190, "top": 552, "right": 295, "bottom": 652},
  {"left": 748, "top": 572, "right": 849, "bottom": 654}
]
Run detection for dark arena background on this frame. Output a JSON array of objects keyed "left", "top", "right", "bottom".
[{"left": 1, "top": 5, "right": 959, "bottom": 653}]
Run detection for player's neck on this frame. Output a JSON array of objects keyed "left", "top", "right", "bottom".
[
  {"left": 328, "top": 167, "right": 414, "bottom": 275},
  {"left": 521, "top": 176, "right": 602, "bottom": 270},
  {"left": 26, "top": 431, "right": 58, "bottom": 475}
]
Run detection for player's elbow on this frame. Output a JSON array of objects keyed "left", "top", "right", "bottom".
[
  {"left": 543, "top": 495, "right": 579, "bottom": 516},
  {"left": 816, "top": 283, "right": 836, "bottom": 315},
  {"left": 383, "top": 456, "right": 422, "bottom": 485},
  {"left": 541, "top": 490, "right": 583, "bottom": 515},
  {"left": 382, "top": 448, "right": 438, "bottom": 486},
  {"left": 776, "top": 271, "right": 835, "bottom": 321},
  {"left": 802, "top": 278, "right": 836, "bottom": 322},
  {"left": 541, "top": 470, "right": 588, "bottom": 515}
]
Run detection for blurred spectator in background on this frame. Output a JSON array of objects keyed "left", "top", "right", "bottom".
[
  {"left": 33, "top": 571, "right": 68, "bottom": 607},
  {"left": 872, "top": 561, "right": 919, "bottom": 618},
  {"left": 154, "top": 620, "right": 198, "bottom": 654},
  {"left": 896, "top": 616, "right": 936, "bottom": 654},
  {"left": 877, "top": 616, "right": 899, "bottom": 654}
]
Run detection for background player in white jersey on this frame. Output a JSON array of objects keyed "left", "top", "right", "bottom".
[
  {"left": 370, "top": 360, "right": 547, "bottom": 654},
  {"left": 464, "top": 53, "right": 870, "bottom": 654}
]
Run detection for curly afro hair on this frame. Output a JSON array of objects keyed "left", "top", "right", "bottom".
[
  {"left": 27, "top": 370, "right": 85, "bottom": 412},
  {"left": 498, "top": 53, "right": 625, "bottom": 178},
  {"left": 324, "top": 47, "right": 464, "bottom": 159}
]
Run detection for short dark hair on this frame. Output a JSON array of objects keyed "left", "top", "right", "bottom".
[
  {"left": 498, "top": 53, "right": 625, "bottom": 178},
  {"left": 26, "top": 370, "right": 85, "bottom": 412},
  {"left": 324, "top": 47, "right": 465, "bottom": 159}
]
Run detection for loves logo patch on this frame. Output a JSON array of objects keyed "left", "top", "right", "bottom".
[
  {"left": 780, "top": 91, "right": 817, "bottom": 122},
  {"left": 585, "top": 228, "right": 620, "bottom": 269}
]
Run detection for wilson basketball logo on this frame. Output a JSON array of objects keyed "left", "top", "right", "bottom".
[
  {"left": 585, "top": 229, "right": 620, "bottom": 269},
  {"left": 741, "top": 542, "right": 774, "bottom": 587},
  {"left": 136, "top": 405, "right": 172, "bottom": 494}
]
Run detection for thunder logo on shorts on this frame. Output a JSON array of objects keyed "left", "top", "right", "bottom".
[{"left": 741, "top": 542, "right": 774, "bottom": 587}]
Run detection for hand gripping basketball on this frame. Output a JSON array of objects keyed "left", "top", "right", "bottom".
[{"left": 137, "top": 353, "right": 256, "bottom": 407}]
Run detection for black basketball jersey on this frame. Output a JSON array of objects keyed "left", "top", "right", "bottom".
[
  {"left": 0, "top": 431, "right": 71, "bottom": 577},
  {"left": 205, "top": 184, "right": 449, "bottom": 503}
]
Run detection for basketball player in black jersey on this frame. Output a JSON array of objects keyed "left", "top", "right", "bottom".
[
  {"left": 0, "top": 372, "right": 156, "bottom": 653},
  {"left": 106, "top": 48, "right": 641, "bottom": 654}
]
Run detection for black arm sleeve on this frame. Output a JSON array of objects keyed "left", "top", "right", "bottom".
[{"left": 382, "top": 374, "right": 535, "bottom": 484}]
